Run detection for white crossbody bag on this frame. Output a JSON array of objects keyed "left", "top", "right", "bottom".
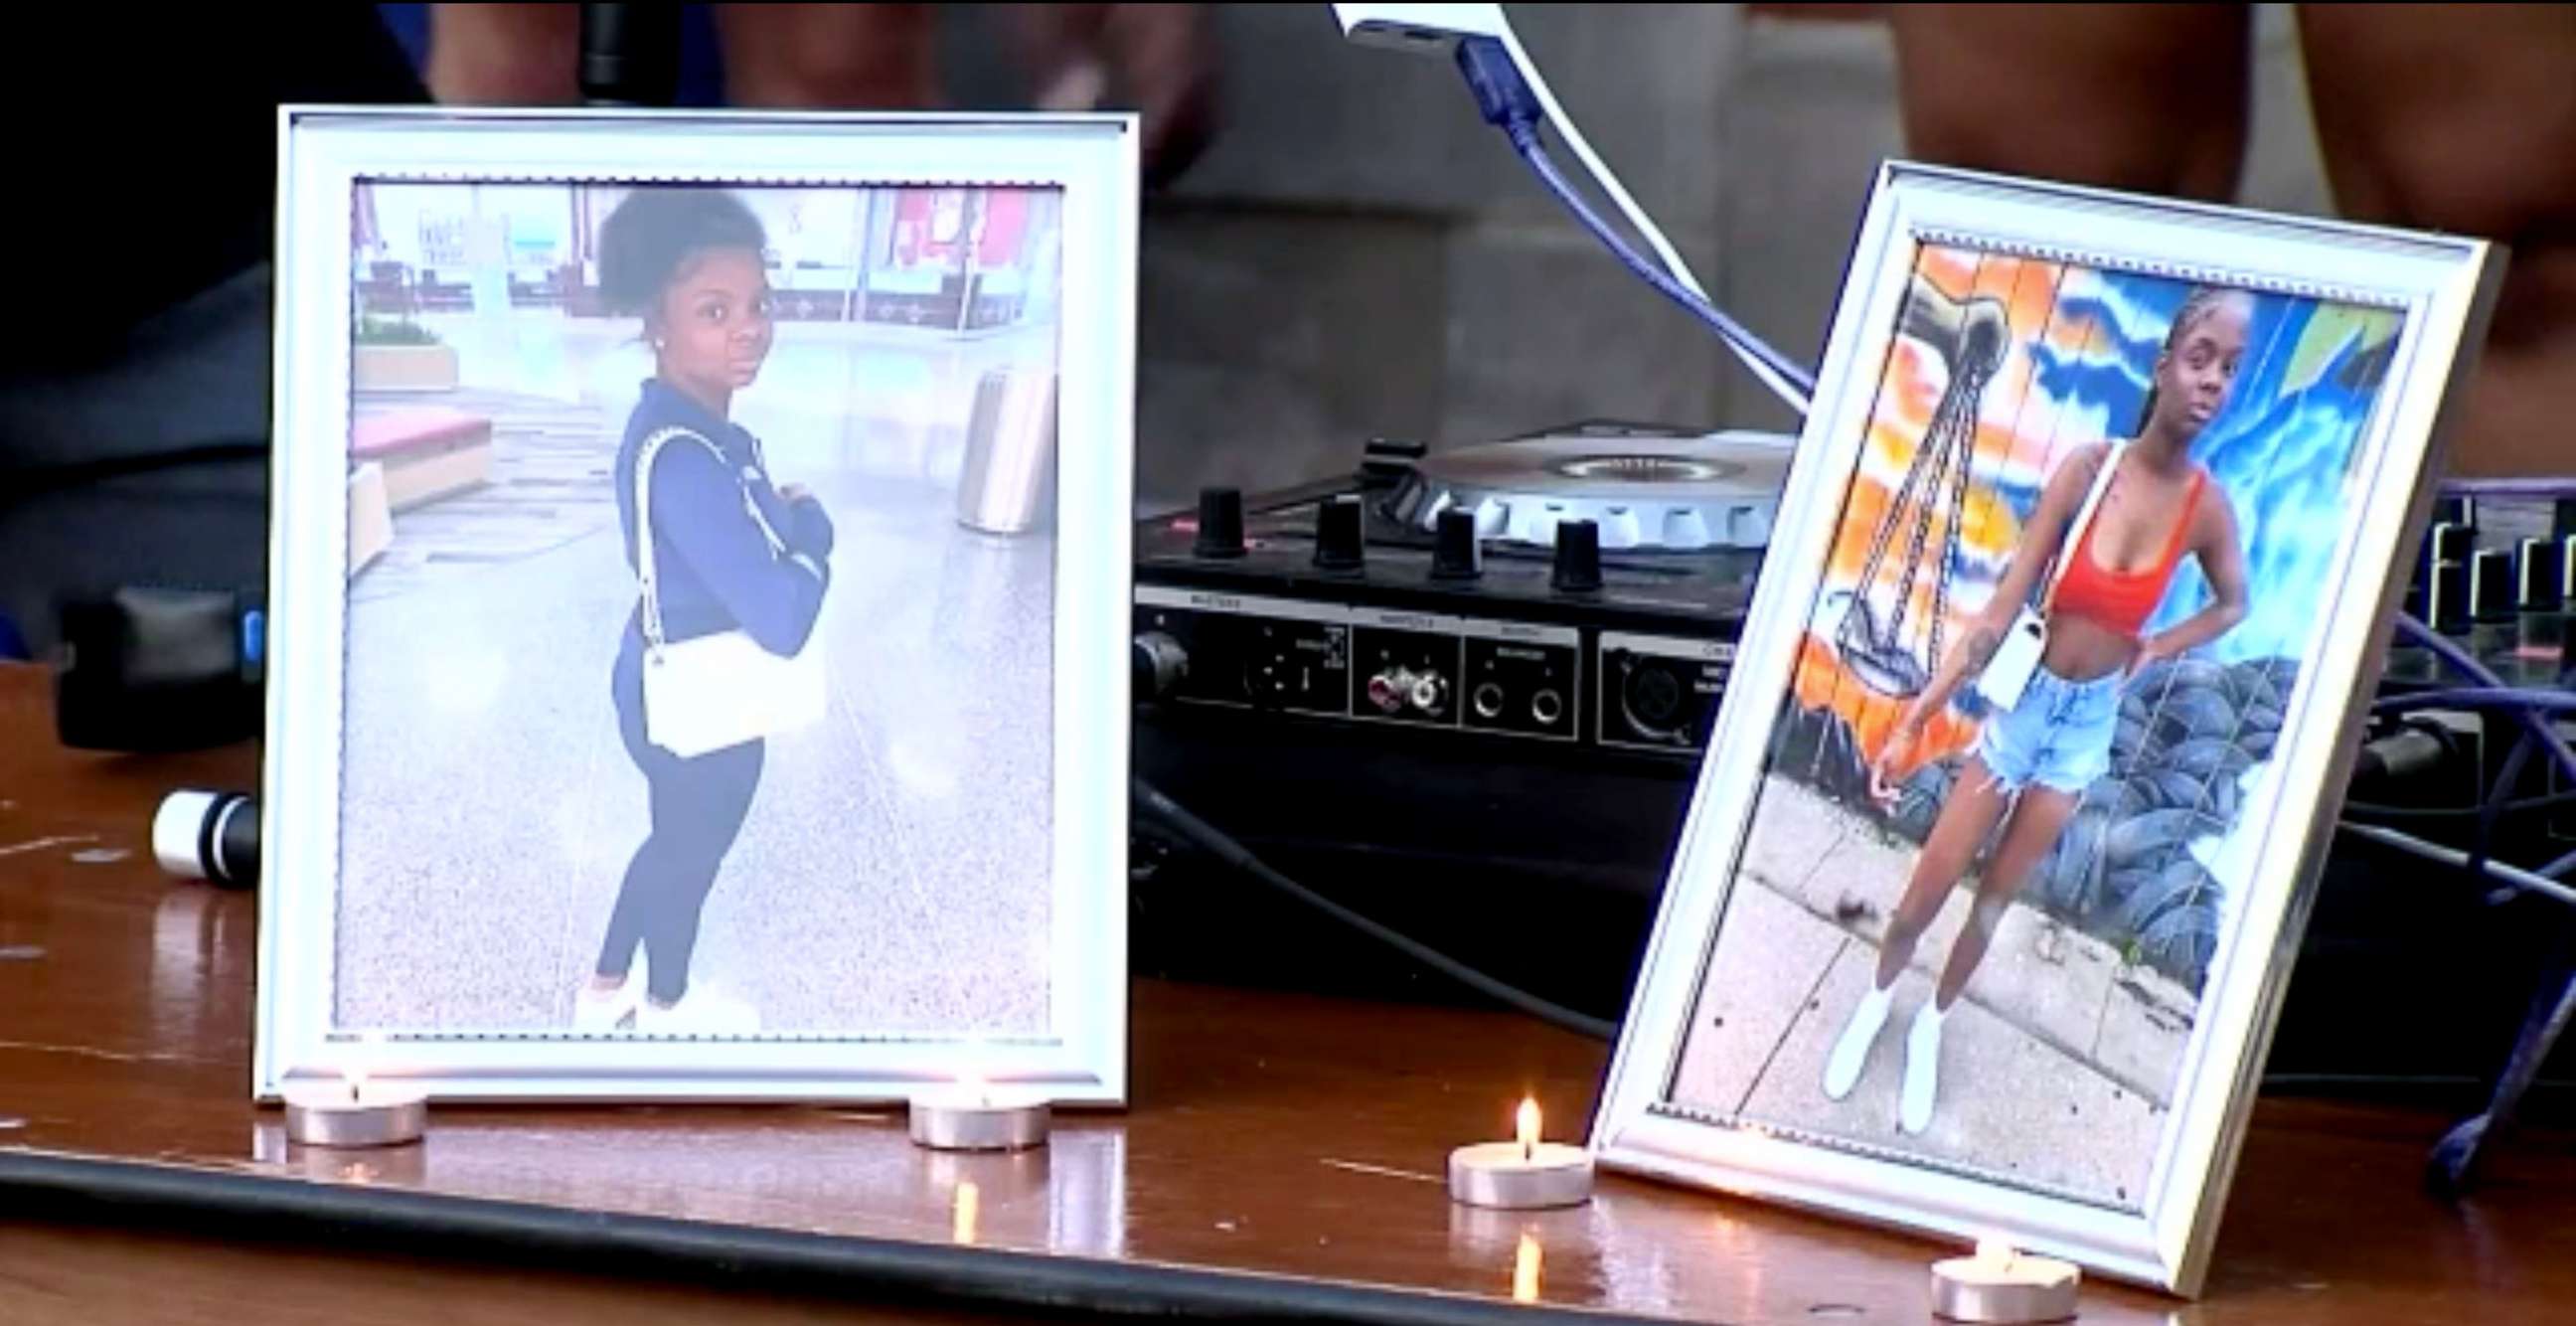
[
  {"left": 634, "top": 426, "right": 828, "bottom": 758},
  {"left": 1974, "top": 440, "right": 2125, "bottom": 714}
]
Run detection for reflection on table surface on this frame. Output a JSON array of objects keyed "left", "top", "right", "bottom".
[{"left": 3, "top": 663, "right": 2573, "bottom": 1325}]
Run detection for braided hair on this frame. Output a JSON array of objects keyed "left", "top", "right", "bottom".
[{"left": 2136, "top": 284, "right": 2253, "bottom": 437}]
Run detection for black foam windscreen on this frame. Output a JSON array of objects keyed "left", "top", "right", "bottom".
[
  {"left": 578, "top": 4, "right": 682, "bottom": 108},
  {"left": 55, "top": 587, "right": 261, "bottom": 752}
]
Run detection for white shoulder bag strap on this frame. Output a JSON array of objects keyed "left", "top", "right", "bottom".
[
  {"left": 634, "top": 425, "right": 806, "bottom": 654},
  {"left": 633, "top": 425, "right": 726, "bottom": 658},
  {"left": 2039, "top": 439, "right": 2127, "bottom": 611}
]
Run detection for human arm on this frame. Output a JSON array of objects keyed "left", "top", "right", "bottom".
[
  {"left": 773, "top": 483, "right": 836, "bottom": 561},
  {"left": 1870, "top": 441, "right": 2110, "bottom": 792},
  {"left": 425, "top": 5, "right": 578, "bottom": 104},
  {"left": 2133, "top": 487, "right": 2247, "bottom": 670},
  {"left": 648, "top": 443, "right": 829, "bottom": 657}
]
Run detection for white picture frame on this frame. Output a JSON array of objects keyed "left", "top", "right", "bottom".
[
  {"left": 257, "top": 107, "right": 1136, "bottom": 1103},
  {"left": 1592, "top": 162, "right": 2499, "bottom": 1294}
]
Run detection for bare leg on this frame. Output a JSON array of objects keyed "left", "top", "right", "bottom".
[
  {"left": 1876, "top": 755, "right": 2014, "bottom": 989},
  {"left": 1886, "top": 4, "right": 2253, "bottom": 202},
  {"left": 426, "top": 3, "right": 580, "bottom": 104},
  {"left": 1827, "top": 757, "right": 2013, "bottom": 1101},
  {"left": 715, "top": 3, "right": 938, "bottom": 109},
  {"left": 2298, "top": 5, "right": 2576, "bottom": 478},
  {"left": 1935, "top": 783, "right": 2078, "bottom": 1009}
]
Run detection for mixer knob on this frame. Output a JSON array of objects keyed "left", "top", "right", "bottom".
[
  {"left": 1131, "top": 631, "right": 1190, "bottom": 701},
  {"left": 2471, "top": 548, "right": 2514, "bottom": 623},
  {"left": 1194, "top": 486, "right": 1246, "bottom": 559},
  {"left": 1553, "top": 519, "right": 1604, "bottom": 593},
  {"left": 2430, "top": 559, "right": 2471, "bottom": 635},
  {"left": 2522, "top": 536, "right": 2567, "bottom": 612},
  {"left": 1430, "top": 507, "right": 1483, "bottom": 580},
  {"left": 1314, "top": 495, "right": 1366, "bottom": 572}
]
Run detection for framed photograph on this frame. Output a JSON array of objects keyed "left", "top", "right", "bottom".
[
  {"left": 1593, "top": 163, "right": 2499, "bottom": 1292},
  {"left": 256, "top": 108, "right": 1137, "bottom": 1102}
]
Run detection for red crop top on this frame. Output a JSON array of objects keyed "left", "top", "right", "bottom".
[{"left": 2049, "top": 462, "right": 2205, "bottom": 640}]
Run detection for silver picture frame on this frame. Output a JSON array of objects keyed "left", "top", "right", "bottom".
[
  {"left": 258, "top": 107, "right": 1137, "bottom": 1103},
  {"left": 1592, "top": 162, "right": 2499, "bottom": 1294}
]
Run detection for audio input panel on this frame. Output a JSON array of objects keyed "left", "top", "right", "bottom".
[
  {"left": 1600, "top": 632, "right": 1733, "bottom": 752},
  {"left": 1462, "top": 626, "right": 1578, "bottom": 742},
  {"left": 1352, "top": 618, "right": 1462, "bottom": 728},
  {"left": 1134, "top": 588, "right": 1351, "bottom": 717}
]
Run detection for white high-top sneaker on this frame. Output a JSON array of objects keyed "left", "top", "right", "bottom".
[
  {"left": 572, "top": 950, "right": 648, "bottom": 1032},
  {"left": 1900, "top": 1000, "right": 1947, "bottom": 1135},
  {"left": 635, "top": 982, "right": 761, "bottom": 1035},
  {"left": 1823, "top": 979, "right": 1895, "bottom": 1101}
]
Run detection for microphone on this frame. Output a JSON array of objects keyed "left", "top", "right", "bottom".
[
  {"left": 578, "top": 4, "right": 680, "bottom": 108},
  {"left": 153, "top": 790, "right": 257, "bottom": 889}
]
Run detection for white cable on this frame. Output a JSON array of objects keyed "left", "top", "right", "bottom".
[
  {"left": 2339, "top": 822, "right": 2576, "bottom": 910},
  {"left": 1494, "top": 18, "right": 1812, "bottom": 417},
  {"left": 1493, "top": 20, "right": 1709, "bottom": 302}
]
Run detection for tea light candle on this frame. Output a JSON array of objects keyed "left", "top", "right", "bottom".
[
  {"left": 282, "top": 1042, "right": 426, "bottom": 1148},
  {"left": 909, "top": 1069, "right": 1050, "bottom": 1152},
  {"left": 1930, "top": 1239, "right": 2080, "bottom": 1323},
  {"left": 1448, "top": 1098, "right": 1593, "bottom": 1210}
]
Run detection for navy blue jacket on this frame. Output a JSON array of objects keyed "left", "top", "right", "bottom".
[{"left": 610, "top": 380, "right": 834, "bottom": 735}]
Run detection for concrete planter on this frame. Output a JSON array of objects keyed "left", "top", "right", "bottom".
[
  {"left": 353, "top": 343, "right": 459, "bottom": 393},
  {"left": 349, "top": 461, "right": 394, "bottom": 576}
]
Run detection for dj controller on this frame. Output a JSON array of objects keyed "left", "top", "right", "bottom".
[
  {"left": 1128, "top": 425, "right": 2576, "bottom": 1100},
  {"left": 1133, "top": 422, "right": 1779, "bottom": 762}
]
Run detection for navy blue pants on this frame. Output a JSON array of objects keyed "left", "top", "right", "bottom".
[{"left": 597, "top": 694, "right": 764, "bottom": 1004}]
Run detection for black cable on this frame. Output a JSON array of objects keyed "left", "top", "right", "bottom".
[
  {"left": 1131, "top": 777, "right": 1622, "bottom": 1042},
  {"left": 2343, "top": 788, "right": 2576, "bottom": 821}
]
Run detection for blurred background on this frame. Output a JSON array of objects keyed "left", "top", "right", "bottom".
[
  {"left": 4, "top": 1, "right": 2567, "bottom": 1118},
  {"left": 0, "top": 3, "right": 2355, "bottom": 651},
  {"left": 438, "top": 2, "right": 2326, "bottom": 511}
]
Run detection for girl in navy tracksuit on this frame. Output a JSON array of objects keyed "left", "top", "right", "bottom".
[{"left": 575, "top": 189, "right": 834, "bottom": 1034}]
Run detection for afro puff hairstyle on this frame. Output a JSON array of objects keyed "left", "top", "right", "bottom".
[{"left": 596, "top": 188, "right": 768, "bottom": 318}]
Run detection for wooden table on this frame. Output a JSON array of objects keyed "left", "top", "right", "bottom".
[{"left": 2, "top": 662, "right": 2569, "bottom": 1324}]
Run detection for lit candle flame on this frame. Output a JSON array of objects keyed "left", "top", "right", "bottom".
[
  {"left": 953, "top": 1181, "right": 981, "bottom": 1245},
  {"left": 1976, "top": 1238, "right": 2018, "bottom": 1272},
  {"left": 1512, "top": 1232, "right": 1542, "bottom": 1303},
  {"left": 1516, "top": 1097, "right": 1540, "bottom": 1160}
]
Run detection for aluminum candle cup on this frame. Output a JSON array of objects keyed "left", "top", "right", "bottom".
[
  {"left": 1448, "top": 1098, "right": 1593, "bottom": 1209},
  {"left": 1448, "top": 1141, "right": 1595, "bottom": 1209},
  {"left": 281, "top": 1079, "right": 428, "bottom": 1148},
  {"left": 909, "top": 1083, "right": 1051, "bottom": 1152},
  {"left": 1930, "top": 1242, "right": 2080, "bottom": 1323}
]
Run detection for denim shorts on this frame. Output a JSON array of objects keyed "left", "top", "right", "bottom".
[{"left": 1975, "top": 663, "right": 2123, "bottom": 794}]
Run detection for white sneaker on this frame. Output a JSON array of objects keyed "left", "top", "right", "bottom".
[
  {"left": 572, "top": 950, "right": 649, "bottom": 1031},
  {"left": 1823, "top": 979, "right": 1894, "bottom": 1100},
  {"left": 635, "top": 982, "right": 761, "bottom": 1036},
  {"left": 1900, "top": 1001, "right": 1945, "bottom": 1135}
]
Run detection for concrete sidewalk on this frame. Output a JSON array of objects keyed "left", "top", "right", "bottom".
[{"left": 1670, "top": 775, "right": 2199, "bottom": 1209}]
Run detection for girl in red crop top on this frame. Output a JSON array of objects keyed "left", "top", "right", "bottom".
[
  {"left": 2051, "top": 461, "right": 2208, "bottom": 639},
  {"left": 1822, "top": 285, "right": 2254, "bottom": 1135}
]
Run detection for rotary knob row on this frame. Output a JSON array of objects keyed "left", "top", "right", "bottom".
[{"left": 1187, "top": 487, "right": 1604, "bottom": 594}]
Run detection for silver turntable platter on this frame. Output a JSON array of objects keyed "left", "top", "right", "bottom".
[{"left": 1405, "top": 431, "right": 1793, "bottom": 552}]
